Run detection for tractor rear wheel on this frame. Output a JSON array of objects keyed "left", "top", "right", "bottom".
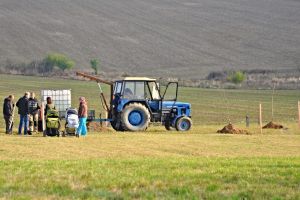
[
  {"left": 121, "top": 103, "right": 150, "bottom": 131},
  {"left": 175, "top": 116, "right": 192, "bottom": 131}
]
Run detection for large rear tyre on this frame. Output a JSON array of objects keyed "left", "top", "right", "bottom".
[
  {"left": 175, "top": 117, "right": 192, "bottom": 131},
  {"left": 121, "top": 103, "right": 150, "bottom": 131}
]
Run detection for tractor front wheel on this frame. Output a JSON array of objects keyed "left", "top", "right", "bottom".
[
  {"left": 121, "top": 103, "right": 150, "bottom": 131},
  {"left": 175, "top": 117, "right": 192, "bottom": 131}
]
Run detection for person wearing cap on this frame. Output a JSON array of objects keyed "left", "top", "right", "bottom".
[
  {"left": 3, "top": 95, "right": 15, "bottom": 134},
  {"left": 16, "top": 92, "right": 29, "bottom": 135},
  {"left": 76, "top": 97, "right": 88, "bottom": 137}
]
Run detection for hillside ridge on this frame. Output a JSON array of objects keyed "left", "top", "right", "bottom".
[{"left": 0, "top": 0, "right": 299, "bottom": 78}]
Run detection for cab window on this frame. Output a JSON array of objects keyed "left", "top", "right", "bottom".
[
  {"left": 147, "top": 82, "right": 161, "bottom": 100},
  {"left": 114, "top": 82, "right": 122, "bottom": 94},
  {"left": 123, "top": 81, "right": 145, "bottom": 99}
]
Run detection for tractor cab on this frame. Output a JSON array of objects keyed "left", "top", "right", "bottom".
[
  {"left": 113, "top": 77, "right": 160, "bottom": 100},
  {"left": 111, "top": 77, "right": 192, "bottom": 132}
]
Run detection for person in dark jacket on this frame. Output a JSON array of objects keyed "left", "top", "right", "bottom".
[
  {"left": 28, "top": 92, "right": 40, "bottom": 133},
  {"left": 76, "top": 97, "right": 88, "bottom": 137},
  {"left": 3, "top": 95, "right": 15, "bottom": 134},
  {"left": 16, "top": 92, "right": 29, "bottom": 135}
]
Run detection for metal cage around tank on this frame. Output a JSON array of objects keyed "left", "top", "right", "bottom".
[{"left": 41, "top": 89, "right": 72, "bottom": 118}]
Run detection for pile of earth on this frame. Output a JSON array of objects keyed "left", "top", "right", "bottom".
[
  {"left": 262, "top": 121, "right": 284, "bottom": 129},
  {"left": 217, "top": 123, "right": 250, "bottom": 134},
  {"left": 87, "top": 122, "right": 111, "bottom": 132}
]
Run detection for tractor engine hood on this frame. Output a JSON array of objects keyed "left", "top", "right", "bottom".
[{"left": 162, "top": 101, "right": 191, "bottom": 109}]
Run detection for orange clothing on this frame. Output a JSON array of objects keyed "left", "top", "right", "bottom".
[{"left": 78, "top": 102, "right": 88, "bottom": 118}]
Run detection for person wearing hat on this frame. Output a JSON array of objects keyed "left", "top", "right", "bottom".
[
  {"left": 76, "top": 97, "right": 88, "bottom": 137},
  {"left": 3, "top": 95, "right": 15, "bottom": 134},
  {"left": 16, "top": 92, "right": 29, "bottom": 135}
]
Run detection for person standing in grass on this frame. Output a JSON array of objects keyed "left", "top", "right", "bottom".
[
  {"left": 16, "top": 92, "right": 29, "bottom": 135},
  {"left": 76, "top": 97, "right": 88, "bottom": 137},
  {"left": 28, "top": 92, "right": 40, "bottom": 134},
  {"left": 3, "top": 95, "right": 15, "bottom": 134}
]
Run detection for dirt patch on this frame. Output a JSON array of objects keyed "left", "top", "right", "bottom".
[
  {"left": 262, "top": 121, "right": 284, "bottom": 129},
  {"left": 217, "top": 123, "right": 250, "bottom": 134},
  {"left": 87, "top": 122, "right": 111, "bottom": 132}
]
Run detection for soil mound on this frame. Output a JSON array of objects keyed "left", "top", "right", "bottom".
[
  {"left": 87, "top": 122, "right": 111, "bottom": 132},
  {"left": 217, "top": 123, "right": 250, "bottom": 134},
  {"left": 262, "top": 121, "right": 284, "bottom": 129}
]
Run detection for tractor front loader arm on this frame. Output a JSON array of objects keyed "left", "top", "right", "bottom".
[
  {"left": 76, "top": 71, "right": 113, "bottom": 86},
  {"left": 76, "top": 72, "right": 114, "bottom": 117}
]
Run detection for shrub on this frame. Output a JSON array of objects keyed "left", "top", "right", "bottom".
[
  {"left": 90, "top": 59, "right": 100, "bottom": 74},
  {"left": 228, "top": 71, "right": 246, "bottom": 84},
  {"left": 46, "top": 53, "right": 75, "bottom": 71},
  {"left": 2, "top": 59, "right": 53, "bottom": 75}
]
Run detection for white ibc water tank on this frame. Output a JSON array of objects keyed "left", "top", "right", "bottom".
[{"left": 41, "top": 89, "right": 72, "bottom": 117}]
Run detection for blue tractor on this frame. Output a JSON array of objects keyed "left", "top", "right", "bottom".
[{"left": 76, "top": 72, "right": 192, "bottom": 132}]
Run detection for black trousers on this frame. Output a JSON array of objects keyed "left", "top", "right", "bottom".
[{"left": 4, "top": 115, "right": 13, "bottom": 134}]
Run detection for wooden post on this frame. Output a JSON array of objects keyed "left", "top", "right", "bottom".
[
  {"left": 271, "top": 83, "right": 275, "bottom": 121},
  {"left": 259, "top": 103, "right": 263, "bottom": 134},
  {"left": 271, "top": 92, "right": 274, "bottom": 121},
  {"left": 41, "top": 102, "right": 45, "bottom": 131},
  {"left": 246, "top": 115, "right": 250, "bottom": 127},
  {"left": 100, "top": 113, "right": 103, "bottom": 127},
  {"left": 298, "top": 101, "right": 300, "bottom": 129}
]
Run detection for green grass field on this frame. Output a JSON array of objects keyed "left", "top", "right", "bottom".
[
  {"left": 0, "top": 74, "right": 300, "bottom": 199},
  {"left": 1, "top": 74, "right": 300, "bottom": 126}
]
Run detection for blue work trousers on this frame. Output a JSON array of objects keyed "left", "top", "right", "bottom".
[
  {"left": 18, "top": 114, "right": 28, "bottom": 135},
  {"left": 77, "top": 117, "right": 87, "bottom": 136}
]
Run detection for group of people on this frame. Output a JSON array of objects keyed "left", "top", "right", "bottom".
[
  {"left": 3, "top": 92, "right": 39, "bottom": 135},
  {"left": 2, "top": 92, "right": 88, "bottom": 137}
]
